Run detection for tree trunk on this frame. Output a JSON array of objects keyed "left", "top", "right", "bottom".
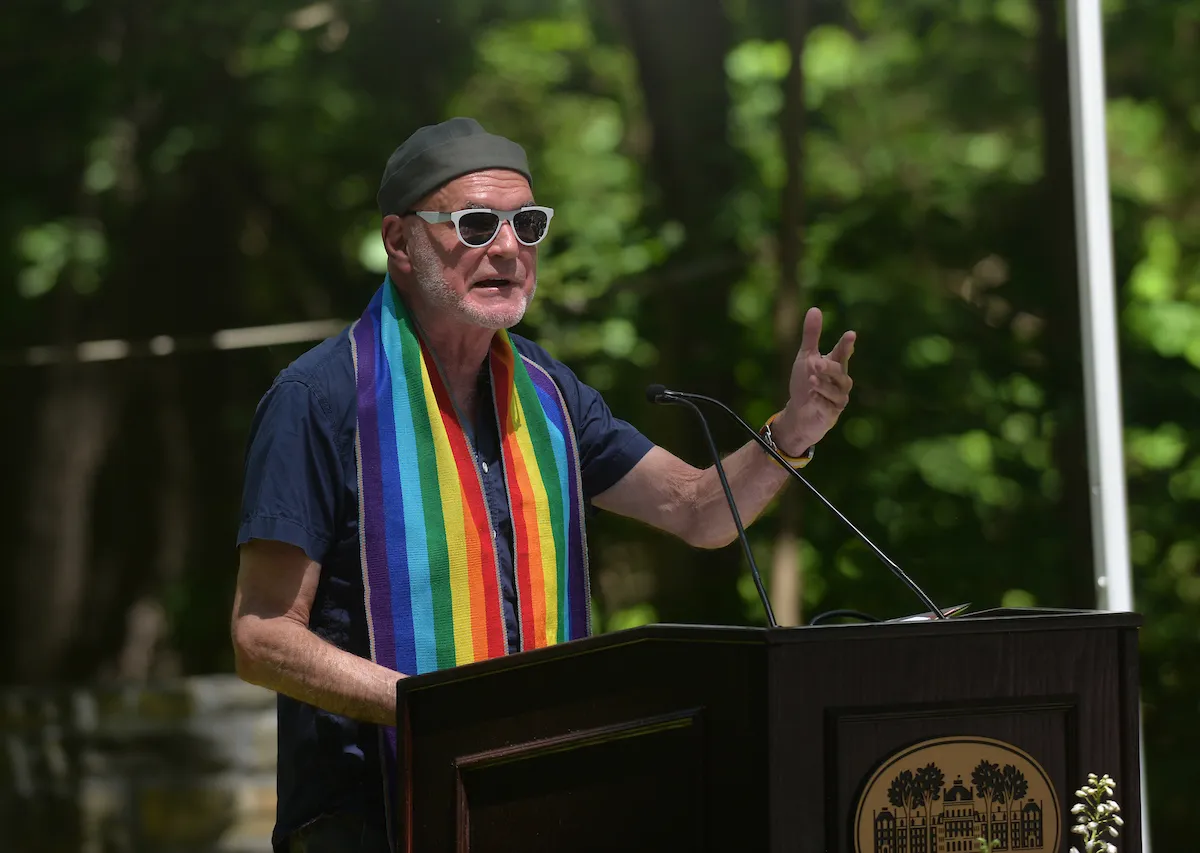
[
  {"left": 1036, "top": 0, "right": 1095, "bottom": 608},
  {"left": 613, "top": 0, "right": 750, "bottom": 625},
  {"left": 116, "top": 361, "right": 192, "bottom": 680},
  {"left": 772, "top": 0, "right": 811, "bottom": 628},
  {"left": 10, "top": 363, "right": 119, "bottom": 683}
]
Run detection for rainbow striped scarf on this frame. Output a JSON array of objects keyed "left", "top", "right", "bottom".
[{"left": 350, "top": 278, "right": 590, "bottom": 687}]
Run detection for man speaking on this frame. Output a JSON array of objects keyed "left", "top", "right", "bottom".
[{"left": 231, "top": 117, "right": 855, "bottom": 852}]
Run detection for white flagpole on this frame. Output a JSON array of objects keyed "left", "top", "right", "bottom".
[
  {"left": 1064, "top": 0, "right": 1148, "bottom": 849},
  {"left": 1066, "top": 0, "right": 1132, "bottom": 613}
]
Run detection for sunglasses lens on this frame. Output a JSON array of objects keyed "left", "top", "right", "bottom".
[
  {"left": 457, "top": 211, "right": 501, "bottom": 246},
  {"left": 513, "top": 209, "right": 549, "bottom": 244}
]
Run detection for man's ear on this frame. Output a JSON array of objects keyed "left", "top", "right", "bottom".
[{"left": 381, "top": 215, "right": 413, "bottom": 274}]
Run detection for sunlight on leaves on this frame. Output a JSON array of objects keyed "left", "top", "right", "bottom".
[
  {"left": 908, "top": 432, "right": 996, "bottom": 498},
  {"left": 725, "top": 39, "right": 789, "bottom": 84},
  {"left": 836, "top": 554, "right": 862, "bottom": 579},
  {"left": 1124, "top": 217, "right": 1200, "bottom": 366},
  {"left": 806, "top": 136, "right": 863, "bottom": 200},
  {"left": 475, "top": 20, "right": 577, "bottom": 88},
  {"left": 150, "top": 126, "right": 197, "bottom": 175},
  {"left": 798, "top": 538, "right": 827, "bottom": 609},
  {"left": 1127, "top": 424, "right": 1188, "bottom": 471},
  {"left": 83, "top": 119, "right": 137, "bottom": 195},
  {"left": 738, "top": 571, "right": 767, "bottom": 623},
  {"left": 231, "top": 28, "right": 304, "bottom": 77},
  {"left": 600, "top": 318, "right": 637, "bottom": 358},
  {"left": 606, "top": 603, "right": 657, "bottom": 632},
  {"left": 1130, "top": 530, "right": 1158, "bottom": 566},
  {"left": 994, "top": 0, "right": 1036, "bottom": 35},
  {"left": 1000, "top": 412, "right": 1036, "bottom": 447},
  {"left": 1128, "top": 303, "right": 1200, "bottom": 363},
  {"left": 286, "top": 3, "right": 335, "bottom": 31},
  {"left": 958, "top": 430, "right": 994, "bottom": 472},
  {"left": 357, "top": 229, "right": 388, "bottom": 274},
  {"left": 1129, "top": 218, "right": 1178, "bottom": 302},
  {"left": 728, "top": 40, "right": 789, "bottom": 190},
  {"left": 804, "top": 26, "right": 863, "bottom": 107},
  {"left": 844, "top": 417, "right": 878, "bottom": 448},
  {"left": 16, "top": 220, "right": 107, "bottom": 298},
  {"left": 963, "top": 132, "right": 1012, "bottom": 172},
  {"left": 1107, "top": 98, "right": 1170, "bottom": 203},
  {"left": 904, "top": 335, "right": 954, "bottom": 368},
  {"left": 1001, "top": 588, "right": 1037, "bottom": 608},
  {"left": 977, "top": 475, "right": 1022, "bottom": 508},
  {"left": 1165, "top": 541, "right": 1197, "bottom": 578},
  {"left": 850, "top": 0, "right": 883, "bottom": 26},
  {"left": 1007, "top": 374, "right": 1044, "bottom": 409},
  {"left": 1168, "top": 459, "right": 1200, "bottom": 501},
  {"left": 16, "top": 223, "right": 71, "bottom": 298},
  {"left": 731, "top": 269, "right": 774, "bottom": 327}
]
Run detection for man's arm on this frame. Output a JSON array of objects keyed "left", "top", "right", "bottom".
[
  {"left": 592, "top": 443, "right": 792, "bottom": 548},
  {"left": 593, "top": 307, "right": 855, "bottom": 547},
  {"left": 231, "top": 539, "right": 402, "bottom": 726}
]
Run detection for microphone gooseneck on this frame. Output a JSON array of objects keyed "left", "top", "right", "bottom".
[
  {"left": 651, "top": 393, "right": 778, "bottom": 629},
  {"left": 646, "top": 384, "right": 947, "bottom": 621}
]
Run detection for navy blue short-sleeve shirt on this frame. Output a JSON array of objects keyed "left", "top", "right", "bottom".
[{"left": 236, "top": 327, "right": 653, "bottom": 850}]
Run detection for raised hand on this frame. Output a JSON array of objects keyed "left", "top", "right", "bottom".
[{"left": 774, "top": 307, "right": 855, "bottom": 454}]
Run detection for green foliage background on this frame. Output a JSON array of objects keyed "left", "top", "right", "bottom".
[{"left": 1, "top": 0, "right": 1196, "bottom": 843}]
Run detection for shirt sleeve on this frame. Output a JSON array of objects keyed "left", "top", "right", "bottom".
[
  {"left": 549, "top": 362, "right": 654, "bottom": 501},
  {"left": 237, "top": 378, "right": 343, "bottom": 563}
]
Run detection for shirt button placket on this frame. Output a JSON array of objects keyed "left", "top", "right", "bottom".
[{"left": 480, "top": 457, "right": 496, "bottom": 540}]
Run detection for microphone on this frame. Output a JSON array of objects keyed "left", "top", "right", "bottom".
[
  {"left": 646, "top": 384, "right": 947, "bottom": 621},
  {"left": 645, "top": 384, "right": 778, "bottom": 628},
  {"left": 645, "top": 383, "right": 670, "bottom": 403}
]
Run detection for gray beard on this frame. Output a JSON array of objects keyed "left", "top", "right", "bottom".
[{"left": 408, "top": 229, "right": 532, "bottom": 330}]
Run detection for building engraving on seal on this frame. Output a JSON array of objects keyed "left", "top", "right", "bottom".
[{"left": 853, "top": 737, "right": 1061, "bottom": 853}]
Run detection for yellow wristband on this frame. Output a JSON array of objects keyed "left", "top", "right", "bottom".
[{"left": 758, "top": 412, "right": 815, "bottom": 469}]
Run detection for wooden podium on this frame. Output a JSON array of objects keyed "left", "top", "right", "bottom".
[{"left": 391, "top": 609, "right": 1142, "bottom": 853}]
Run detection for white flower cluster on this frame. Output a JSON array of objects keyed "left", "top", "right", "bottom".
[{"left": 1069, "top": 773, "right": 1124, "bottom": 853}]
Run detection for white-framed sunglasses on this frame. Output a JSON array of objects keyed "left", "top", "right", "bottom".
[{"left": 409, "top": 206, "right": 555, "bottom": 248}]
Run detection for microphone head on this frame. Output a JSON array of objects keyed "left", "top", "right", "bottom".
[{"left": 645, "top": 383, "right": 668, "bottom": 403}]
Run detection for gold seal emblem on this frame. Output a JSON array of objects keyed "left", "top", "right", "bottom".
[{"left": 853, "top": 736, "right": 1061, "bottom": 853}]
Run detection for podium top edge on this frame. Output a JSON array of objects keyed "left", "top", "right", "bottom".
[
  {"left": 397, "top": 609, "right": 1141, "bottom": 693},
  {"left": 661, "top": 608, "right": 1142, "bottom": 639},
  {"left": 762, "top": 607, "right": 1143, "bottom": 643}
]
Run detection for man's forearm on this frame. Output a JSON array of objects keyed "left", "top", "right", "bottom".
[
  {"left": 234, "top": 616, "right": 403, "bottom": 727},
  {"left": 686, "top": 438, "right": 794, "bottom": 548}
]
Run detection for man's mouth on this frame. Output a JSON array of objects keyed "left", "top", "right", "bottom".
[{"left": 472, "top": 278, "right": 516, "bottom": 290}]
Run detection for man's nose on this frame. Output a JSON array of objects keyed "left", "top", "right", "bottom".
[{"left": 488, "top": 221, "right": 520, "bottom": 259}]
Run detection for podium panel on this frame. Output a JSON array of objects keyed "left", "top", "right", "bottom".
[
  {"left": 456, "top": 709, "right": 705, "bottom": 852},
  {"left": 768, "top": 612, "right": 1139, "bottom": 851},
  {"left": 392, "top": 610, "right": 1141, "bottom": 853},
  {"left": 396, "top": 629, "right": 768, "bottom": 852}
]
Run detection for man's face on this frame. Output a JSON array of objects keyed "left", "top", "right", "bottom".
[{"left": 399, "top": 169, "right": 539, "bottom": 331}]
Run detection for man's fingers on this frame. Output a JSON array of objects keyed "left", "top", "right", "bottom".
[
  {"left": 809, "top": 355, "right": 853, "bottom": 392},
  {"left": 809, "top": 376, "right": 849, "bottom": 410},
  {"left": 821, "top": 368, "right": 852, "bottom": 394},
  {"left": 799, "top": 307, "right": 824, "bottom": 355},
  {"left": 828, "top": 330, "right": 857, "bottom": 367}
]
